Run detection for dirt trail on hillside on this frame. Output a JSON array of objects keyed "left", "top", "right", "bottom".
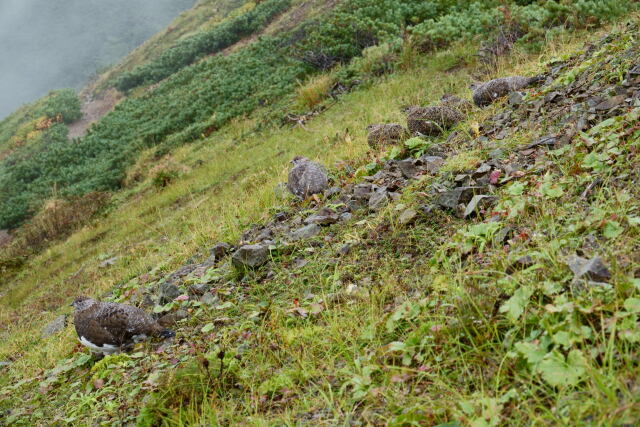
[{"left": 68, "top": 89, "right": 122, "bottom": 139}]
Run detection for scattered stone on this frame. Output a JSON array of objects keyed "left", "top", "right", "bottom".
[
  {"left": 324, "top": 186, "right": 342, "bottom": 198},
  {"left": 353, "top": 183, "right": 374, "bottom": 200},
  {"left": 209, "top": 242, "right": 232, "bottom": 259},
  {"left": 495, "top": 226, "right": 514, "bottom": 244},
  {"left": 41, "top": 315, "right": 66, "bottom": 338},
  {"left": 188, "top": 283, "right": 210, "bottom": 296},
  {"left": 366, "top": 123, "right": 407, "bottom": 149},
  {"left": 396, "top": 159, "right": 419, "bottom": 179},
  {"left": 232, "top": 244, "right": 270, "bottom": 270},
  {"left": 594, "top": 95, "right": 626, "bottom": 111},
  {"left": 406, "top": 105, "right": 464, "bottom": 136},
  {"left": 98, "top": 257, "right": 118, "bottom": 268},
  {"left": 463, "top": 195, "right": 497, "bottom": 218},
  {"left": 398, "top": 208, "right": 418, "bottom": 225},
  {"left": 290, "top": 224, "right": 321, "bottom": 241},
  {"left": 159, "top": 282, "right": 182, "bottom": 304},
  {"left": 338, "top": 244, "right": 351, "bottom": 256},
  {"left": 368, "top": 189, "right": 389, "bottom": 212},
  {"left": 418, "top": 156, "right": 444, "bottom": 173},
  {"left": 287, "top": 157, "right": 329, "bottom": 198},
  {"left": 339, "top": 212, "right": 353, "bottom": 222},
  {"left": 200, "top": 292, "right": 219, "bottom": 306},
  {"left": 436, "top": 187, "right": 483, "bottom": 210},
  {"left": 293, "top": 258, "right": 309, "bottom": 269},
  {"left": 472, "top": 75, "right": 543, "bottom": 107},
  {"left": 506, "top": 255, "right": 535, "bottom": 274},
  {"left": 567, "top": 255, "right": 611, "bottom": 282},
  {"left": 305, "top": 208, "right": 339, "bottom": 226},
  {"left": 158, "top": 309, "right": 189, "bottom": 326},
  {"left": 508, "top": 91, "right": 524, "bottom": 106}
]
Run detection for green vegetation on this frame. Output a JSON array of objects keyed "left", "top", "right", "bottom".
[
  {"left": 0, "top": 0, "right": 633, "bottom": 230},
  {"left": 114, "top": 0, "right": 292, "bottom": 91},
  {"left": 1, "top": 0, "right": 640, "bottom": 424}
]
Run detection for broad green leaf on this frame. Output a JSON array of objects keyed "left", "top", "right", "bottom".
[
  {"left": 603, "top": 220, "right": 623, "bottom": 239},
  {"left": 538, "top": 350, "right": 586, "bottom": 387},
  {"left": 201, "top": 323, "right": 215, "bottom": 333},
  {"left": 500, "top": 286, "right": 534, "bottom": 323},
  {"left": 623, "top": 298, "right": 640, "bottom": 313},
  {"left": 507, "top": 182, "right": 525, "bottom": 196},
  {"left": 514, "top": 341, "right": 546, "bottom": 367}
]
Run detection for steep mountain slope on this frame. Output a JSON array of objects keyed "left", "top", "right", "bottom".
[{"left": 1, "top": 0, "right": 639, "bottom": 425}]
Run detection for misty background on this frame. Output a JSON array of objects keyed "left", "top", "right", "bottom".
[{"left": 0, "top": 0, "right": 196, "bottom": 119}]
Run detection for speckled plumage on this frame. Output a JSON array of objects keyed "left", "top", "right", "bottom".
[
  {"left": 366, "top": 123, "right": 407, "bottom": 149},
  {"left": 406, "top": 105, "right": 464, "bottom": 136},
  {"left": 287, "top": 157, "right": 328, "bottom": 199},
  {"left": 472, "top": 75, "right": 542, "bottom": 106},
  {"left": 72, "top": 296, "right": 174, "bottom": 355}
]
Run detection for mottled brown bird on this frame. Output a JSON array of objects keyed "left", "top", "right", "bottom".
[
  {"left": 71, "top": 296, "right": 174, "bottom": 356},
  {"left": 405, "top": 105, "right": 464, "bottom": 136},
  {"left": 366, "top": 123, "right": 407, "bottom": 149},
  {"left": 472, "top": 75, "right": 543, "bottom": 106},
  {"left": 287, "top": 156, "right": 328, "bottom": 199}
]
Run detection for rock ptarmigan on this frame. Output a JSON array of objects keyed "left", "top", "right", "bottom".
[
  {"left": 71, "top": 296, "right": 175, "bottom": 356},
  {"left": 472, "top": 75, "right": 544, "bottom": 107},
  {"left": 286, "top": 156, "right": 328, "bottom": 199}
]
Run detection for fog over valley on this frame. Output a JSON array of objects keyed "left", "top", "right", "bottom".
[{"left": 0, "top": 0, "right": 195, "bottom": 119}]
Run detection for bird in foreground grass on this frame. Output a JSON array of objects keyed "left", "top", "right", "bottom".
[
  {"left": 71, "top": 296, "right": 175, "bottom": 356},
  {"left": 287, "top": 156, "right": 329, "bottom": 199}
]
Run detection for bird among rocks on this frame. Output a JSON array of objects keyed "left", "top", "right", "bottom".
[
  {"left": 71, "top": 296, "right": 175, "bottom": 356},
  {"left": 366, "top": 123, "right": 407, "bottom": 149},
  {"left": 287, "top": 156, "right": 329, "bottom": 199},
  {"left": 472, "top": 75, "right": 544, "bottom": 107}
]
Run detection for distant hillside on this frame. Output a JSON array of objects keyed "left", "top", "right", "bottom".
[{"left": 0, "top": 0, "right": 195, "bottom": 119}]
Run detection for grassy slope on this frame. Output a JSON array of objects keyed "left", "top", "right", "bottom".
[{"left": 3, "top": 11, "right": 639, "bottom": 422}]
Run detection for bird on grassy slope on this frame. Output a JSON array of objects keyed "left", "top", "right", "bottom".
[
  {"left": 287, "top": 156, "right": 328, "bottom": 199},
  {"left": 71, "top": 296, "right": 175, "bottom": 356}
]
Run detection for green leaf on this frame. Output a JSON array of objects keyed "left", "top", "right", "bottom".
[
  {"left": 201, "top": 323, "right": 215, "bottom": 333},
  {"left": 623, "top": 298, "right": 640, "bottom": 313},
  {"left": 628, "top": 217, "right": 640, "bottom": 226},
  {"left": 514, "top": 341, "right": 546, "bottom": 367},
  {"left": 540, "top": 175, "right": 564, "bottom": 199},
  {"left": 538, "top": 350, "right": 586, "bottom": 387},
  {"left": 603, "top": 220, "right": 623, "bottom": 239},
  {"left": 507, "top": 182, "right": 525, "bottom": 196},
  {"left": 500, "top": 286, "right": 534, "bottom": 323}
]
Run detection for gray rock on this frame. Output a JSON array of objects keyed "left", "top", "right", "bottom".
[
  {"left": 158, "top": 309, "right": 189, "bottom": 326},
  {"left": 98, "top": 257, "right": 118, "bottom": 268},
  {"left": 398, "top": 209, "right": 418, "bottom": 225},
  {"left": 325, "top": 187, "right": 342, "bottom": 198},
  {"left": 0, "top": 361, "right": 10, "bottom": 369},
  {"left": 287, "top": 157, "right": 329, "bottom": 198},
  {"left": 437, "top": 187, "right": 484, "bottom": 210},
  {"left": 353, "top": 183, "right": 374, "bottom": 200},
  {"left": 200, "top": 292, "right": 219, "bottom": 306},
  {"left": 189, "top": 283, "right": 210, "bottom": 296},
  {"left": 463, "top": 195, "right": 497, "bottom": 218},
  {"left": 418, "top": 156, "right": 444, "bottom": 173},
  {"left": 209, "top": 243, "right": 232, "bottom": 259},
  {"left": 338, "top": 244, "right": 351, "bottom": 256},
  {"left": 305, "top": 208, "right": 339, "bottom": 226},
  {"left": 290, "top": 224, "right": 321, "bottom": 241},
  {"left": 41, "top": 315, "right": 66, "bottom": 338},
  {"left": 567, "top": 255, "right": 611, "bottom": 282},
  {"left": 159, "top": 282, "right": 182, "bottom": 304},
  {"left": 508, "top": 91, "right": 524, "bottom": 106},
  {"left": 368, "top": 189, "right": 389, "bottom": 212},
  {"left": 396, "top": 159, "right": 419, "bottom": 179},
  {"left": 232, "top": 244, "right": 270, "bottom": 270},
  {"left": 339, "top": 212, "right": 353, "bottom": 222}
]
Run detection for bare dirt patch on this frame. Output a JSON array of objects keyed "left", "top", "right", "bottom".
[{"left": 68, "top": 88, "right": 123, "bottom": 139}]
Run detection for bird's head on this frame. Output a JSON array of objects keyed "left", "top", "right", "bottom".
[
  {"left": 70, "top": 296, "right": 95, "bottom": 311},
  {"left": 291, "top": 156, "right": 308, "bottom": 166}
]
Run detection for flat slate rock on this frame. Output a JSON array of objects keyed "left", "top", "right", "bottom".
[
  {"left": 232, "top": 244, "right": 270, "bottom": 269},
  {"left": 41, "top": 315, "right": 67, "bottom": 338}
]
